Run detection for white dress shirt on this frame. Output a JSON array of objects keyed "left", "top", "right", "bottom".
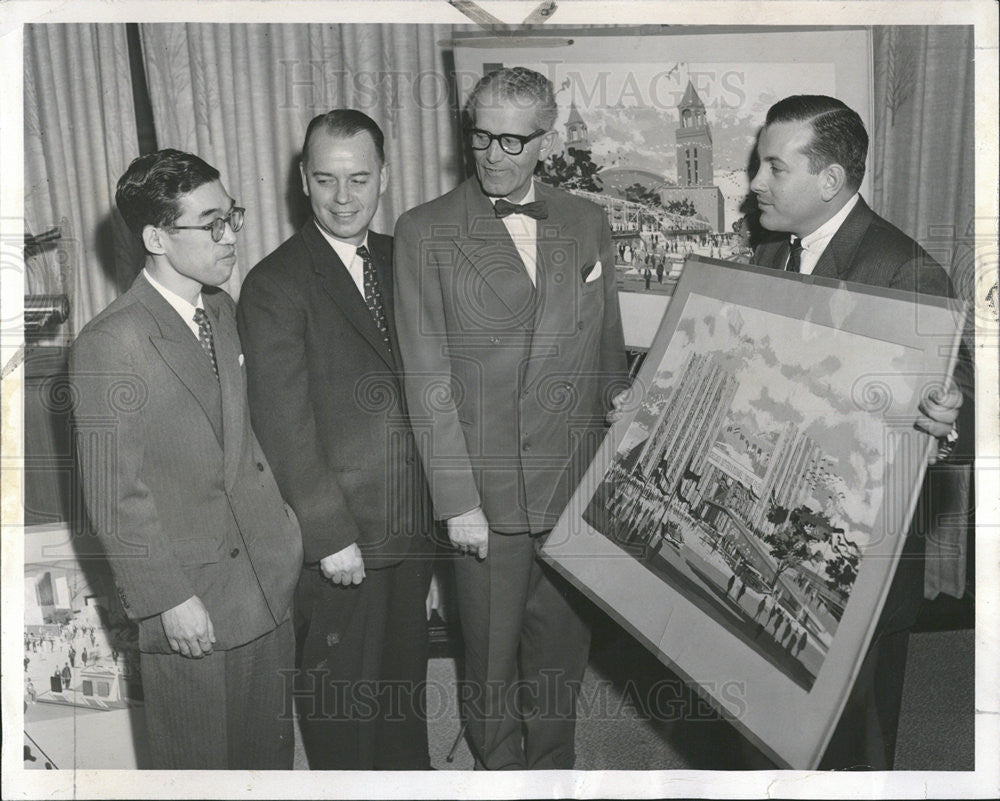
[
  {"left": 490, "top": 182, "right": 539, "bottom": 286},
  {"left": 315, "top": 221, "right": 369, "bottom": 298},
  {"left": 793, "top": 192, "right": 861, "bottom": 275},
  {"left": 143, "top": 268, "right": 205, "bottom": 338}
]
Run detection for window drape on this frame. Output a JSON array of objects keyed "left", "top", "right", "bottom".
[
  {"left": 137, "top": 23, "right": 460, "bottom": 299},
  {"left": 23, "top": 23, "right": 142, "bottom": 338},
  {"left": 871, "top": 25, "right": 976, "bottom": 301}
]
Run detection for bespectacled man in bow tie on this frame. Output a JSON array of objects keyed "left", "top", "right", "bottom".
[{"left": 393, "top": 67, "right": 628, "bottom": 769}]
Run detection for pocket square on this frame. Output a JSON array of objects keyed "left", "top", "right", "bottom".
[
  {"left": 582, "top": 260, "right": 602, "bottom": 283},
  {"left": 238, "top": 353, "right": 245, "bottom": 367}
]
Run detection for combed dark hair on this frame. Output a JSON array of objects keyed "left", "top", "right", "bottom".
[
  {"left": 765, "top": 95, "right": 868, "bottom": 190},
  {"left": 302, "top": 109, "right": 386, "bottom": 165},
  {"left": 115, "top": 149, "right": 220, "bottom": 239},
  {"left": 465, "top": 67, "right": 558, "bottom": 131}
]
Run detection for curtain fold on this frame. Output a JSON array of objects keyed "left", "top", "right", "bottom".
[
  {"left": 24, "top": 23, "right": 142, "bottom": 336},
  {"left": 871, "top": 26, "right": 976, "bottom": 298},
  {"left": 139, "top": 23, "right": 459, "bottom": 298}
]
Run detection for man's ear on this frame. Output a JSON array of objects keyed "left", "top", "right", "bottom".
[
  {"left": 379, "top": 162, "right": 389, "bottom": 197},
  {"left": 820, "top": 163, "right": 848, "bottom": 201},
  {"left": 537, "top": 130, "right": 558, "bottom": 162},
  {"left": 142, "top": 224, "right": 166, "bottom": 255},
  {"left": 299, "top": 160, "right": 310, "bottom": 198}
]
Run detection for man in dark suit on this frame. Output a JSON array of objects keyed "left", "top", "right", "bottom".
[
  {"left": 71, "top": 149, "right": 303, "bottom": 769},
  {"left": 393, "top": 68, "right": 628, "bottom": 769},
  {"left": 748, "top": 95, "right": 970, "bottom": 769},
  {"left": 237, "top": 110, "right": 435, "bottom": 770}
]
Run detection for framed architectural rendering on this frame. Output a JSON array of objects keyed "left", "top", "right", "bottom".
[
  {"left": 453, "top": 26, "right": 873, "bottom": 347},
  {"left": 540, "top": 256, "right": 964, "bottom": 768}
]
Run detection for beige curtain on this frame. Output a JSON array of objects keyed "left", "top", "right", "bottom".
[
  {"left": 871, "top": 26, "right": 976, "bottom": 298},
  {"left": 23, "top": 24, "right": 143, "bottom": 337},
  {"left": 139, "top": 23, "right": 460, "bottom": 299},
  {"left": 871, "top": 26, "right": 977, "bottom": 600}
]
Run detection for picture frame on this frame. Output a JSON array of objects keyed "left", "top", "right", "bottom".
[
  {"left": 452, "top": 26, "right": 874, "bottom": 348},
  {"left": 539, "top": 255, "right": 965, "bottom": 768}
]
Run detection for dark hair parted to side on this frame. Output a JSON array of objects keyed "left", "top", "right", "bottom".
[
  {"left": 466, "top": 67, "right": 558, "bottom": 131},
  {"left": 302, "top": 109, "right": 386, "bottom": 166},
  {"left": 765, "top": 95, "right": 869, "bottom": 191},
  {"left": 115, "top": 149, "right": 221, "bottom": 239}
]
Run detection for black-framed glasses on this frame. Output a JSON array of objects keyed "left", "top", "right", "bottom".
[
  {"left": 467, "top": 128, "right": 546, "bottom": 155},
  {"left": 169, "top": 206, "right": 245, "bottom": 243}
]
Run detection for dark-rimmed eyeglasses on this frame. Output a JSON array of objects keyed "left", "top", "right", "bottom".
[
  {"left": 467, "top": 128, "right": 546, "bottom": 156},
  {"left": 168, "top": 206, "right": 246, "bottom": 243}
]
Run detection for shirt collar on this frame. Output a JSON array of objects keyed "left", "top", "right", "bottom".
[
  {"left": 799, "top": 192, "right": 860, "bottom": 250},
  {"left": 314, "top": 220, "right": 369, "bottom": 267},
  {"left": 143, "top": 268, "right": 204, "bottom": 321},
  {"left": 488, "top": 182, "right": 537, "bottom": 208}
]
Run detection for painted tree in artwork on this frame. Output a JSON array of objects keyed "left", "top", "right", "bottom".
[
  {"left": 535, "top": 147, "right": 604, "bottom": 192},
  {"left": 824, "top": 544, "right": 861, "bottom": 596},
  {"left": 663, "top": 198, "right": 698, "bottom": 217},
  {"left": 762, "top": 504, "right": 837, "bottom": 589},
  {"left": 622, "top": 182, "right": 663, "bottom": 207}
]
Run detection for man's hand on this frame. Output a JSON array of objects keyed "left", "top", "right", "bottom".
[
  {"left": 320, "top": 543, "right": 365, "bottom": 586},
  {"left": 447, "top": 507, "right": 489, "bottom": 559},
  {"left": 915, "top": 384, "right": 963, "bottom": 464},
  {"left": 161, "top": 595, "right": 216, "bottom": 658},
  {"left": 606, "top": 387, "right": 633, "bottom": 425}
]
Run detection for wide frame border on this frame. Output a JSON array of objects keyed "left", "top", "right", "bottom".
[{"left": 541, "top": 255, "right": 964, "bottom": 768}]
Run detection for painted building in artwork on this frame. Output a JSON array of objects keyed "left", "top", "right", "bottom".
[
  {"left": 564, "top": 100, "right": 590, "bottom": 151},
  {"left": 636, "top": 352, "right": 738, "bottom": 496},
  {"left": 750, "top": 422, "right": 824, "bottom": 529},
  {"left": 661, "top": 80, "right": 726, "bottom": 232}
]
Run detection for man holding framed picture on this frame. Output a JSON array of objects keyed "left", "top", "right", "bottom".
[{"left": 748, "top": 94, "right": 972, "bottom": 769}]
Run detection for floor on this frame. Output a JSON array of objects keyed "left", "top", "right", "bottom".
[{"left": 23, "top": 626, "right": 974, "bottom": 772}]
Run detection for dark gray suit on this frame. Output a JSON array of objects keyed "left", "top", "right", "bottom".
[{"left": 237, "top": 223, "right": 436, "bottom": 770}]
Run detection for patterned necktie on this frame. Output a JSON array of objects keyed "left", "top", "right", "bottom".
[
  {"left": 356, "top": 245, "right": 392, "bottom": 353},
  {"left": 494, "top": 198, "right": 548, "bottom": 220},
  {"left": 786, "top": 236, "right": 803, "bottom": 273},
  {"left": 193, "top": 308, "right": 219, "bottom": 378}
]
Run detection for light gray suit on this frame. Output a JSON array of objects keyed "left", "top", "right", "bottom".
[
  {"left": 71, "top": 273, "right": 302, "bottom": 768},
  {"left": 394, "top": 177, "right": 627, "bottom": 768}
]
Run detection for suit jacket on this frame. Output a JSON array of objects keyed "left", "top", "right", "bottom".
[
  {"left": 71, "top": 274, "right": 303, "bottom": 654},
  {"left": 393, "top": 178, "right": 628, "bottom": 533},
  {"left": 753, "top": 196, "right": 953, "bottom": 298},
  {"left": 236, "top": 223, "right": 431, "bottom": 567}
]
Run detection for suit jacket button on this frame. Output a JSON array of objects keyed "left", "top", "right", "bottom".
[
  {"left": 257, "top": 462, "right": 265, "bottom": 472},
  {"left": 230, "top": 547, "right": 240, "bottom": 558}
]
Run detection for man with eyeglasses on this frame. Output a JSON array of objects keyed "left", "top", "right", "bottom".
[
  {"left": 394, "top": 67, "right": 627, "bottom": 769},
  {"left": 71, "top": 149, "right": 303, "bottom": 769}
]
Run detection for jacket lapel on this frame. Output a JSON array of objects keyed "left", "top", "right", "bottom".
[
  {"left": 457, "top": 180, "right": 537, "bottom": 329},
  {"left": 134, "top": 275, "right": 224, "bottom": 446},
  {"left": 204, "top": 291, "right": 245, "bottom": 491},
  {"left": 812, "top": 197, "right": 873, "bottom": 280},
  {"left": 303, "top": 223, "right": 395, "bottom": 368}
]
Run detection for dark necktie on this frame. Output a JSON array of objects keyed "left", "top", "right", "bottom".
[
  {"left": 786, "top": 236, "right": 803, "bottom": 273},
  {"left": 494, "top": 198, "right": 549, "bottom": 220},
  {"left": 356, "top": 245, "right": 392, "bottom": 353},
  {"left": 193, "top": 307, "right": 219, "bottom": 378}
]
